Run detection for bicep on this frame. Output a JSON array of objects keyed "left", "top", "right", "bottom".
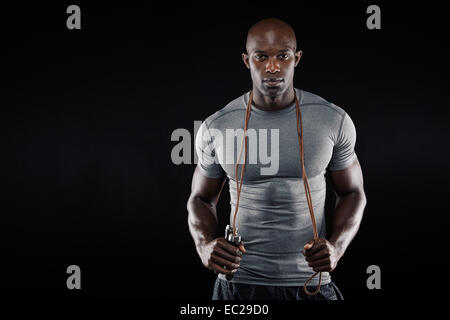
[
  {"left": 328, "top": 158, "right": 365, "bottom": 197},
  {"left": 190, "top": 165, "right": 226, "bottom": 206}
]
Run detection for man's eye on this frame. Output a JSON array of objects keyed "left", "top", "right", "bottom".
[
  {"left": 255, "top": 55, "right": 266, "bottom": 60},
  {"left": 279, "top": 54, "right": 289, "bottom": 59}
]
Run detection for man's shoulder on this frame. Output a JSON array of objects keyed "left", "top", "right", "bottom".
[
  {"left": 203, "top": 91, "right": 248, "bottom": 128},
  {"left": 300, "top": 89, "right": 346, "bottom": 118},
  {"left": 202, "top": 89, "right": 347, "bottom": 128}
]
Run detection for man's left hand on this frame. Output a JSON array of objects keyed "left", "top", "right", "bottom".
[{"left": 302, "top": 238, "right": 342, "bottom": 273}]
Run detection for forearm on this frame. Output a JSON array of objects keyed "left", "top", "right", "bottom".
[
  {"left": 187, "top": 196, "right": 218, "bottom": 249},
  {"left": 328, "top": 191, "right": 367, "bottom": 257}
]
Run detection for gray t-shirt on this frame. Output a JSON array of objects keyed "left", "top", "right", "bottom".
[{"left": 195, "top": 88, "right": 358, "bottom": 286}]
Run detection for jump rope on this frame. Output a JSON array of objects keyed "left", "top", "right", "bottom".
[{"left": 215, "top": 89, "right": 322, "bottom": 295}]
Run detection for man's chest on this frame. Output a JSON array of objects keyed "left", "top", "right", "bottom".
[{"left": 212, "top": 115, "right": 335, "bottom": 181}]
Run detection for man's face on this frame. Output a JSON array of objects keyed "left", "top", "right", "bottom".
[{"left": 243, "top": 32, "right": 302, "bottom": 97}]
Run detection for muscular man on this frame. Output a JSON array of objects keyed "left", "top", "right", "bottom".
[{"left": 187, "top": 18, "right": 367, "bottom": 300}]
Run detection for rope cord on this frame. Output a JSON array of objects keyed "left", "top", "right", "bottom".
[
  {"left": 216, "top": 89, "right": 321, "bottom": 295},
  {"left": 295, "top": 91, "right": 322, "bottom": 295}
]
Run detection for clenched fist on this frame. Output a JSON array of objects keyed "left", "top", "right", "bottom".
[
  {"left": 303, "top": 238, "right": 342, "bottom": 273},
  {"left": 197, "top": 238, "right": 246, "bottom": 275}
]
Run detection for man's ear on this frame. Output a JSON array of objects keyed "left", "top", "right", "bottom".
[
  {"left": 294, "top": 50, "right": 303, "bottom": 67},
  {"left": 242, "top": 53, "right": 250, "bottom": 69}
]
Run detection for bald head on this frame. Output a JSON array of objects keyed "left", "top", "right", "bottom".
[
  {"left": 242, "top": 18, "right": 302, "bottom": 104},
  {"left": 246, "top": 18, "right": 297, "bottom": 54}
]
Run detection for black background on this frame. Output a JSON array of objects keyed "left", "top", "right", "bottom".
[{"left": 0, "top": 1, "right": 449, "bottom": 303}]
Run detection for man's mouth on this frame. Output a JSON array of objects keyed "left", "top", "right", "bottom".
[{"left": 263, "top": 78, "right": 284, "bottom": 87}]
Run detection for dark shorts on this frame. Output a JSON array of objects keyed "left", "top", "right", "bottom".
[{"left": 212, "top": 278, "right": 344, "bottom": 300}]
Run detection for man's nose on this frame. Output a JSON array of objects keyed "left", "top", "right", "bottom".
[{"left": 265, "top": 57, "right": 280, "bottom": 73}]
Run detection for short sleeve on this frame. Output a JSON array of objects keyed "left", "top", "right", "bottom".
[
  {"left": 328, "top": 112, "right": 358, "bottom": 171},
  {"left": 195, "top": 121, "right": 226, "bottom": 178}
]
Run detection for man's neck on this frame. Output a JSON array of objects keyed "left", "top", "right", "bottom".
[{"left": 251, "top": 86, "right": 296, "bottom": 112}]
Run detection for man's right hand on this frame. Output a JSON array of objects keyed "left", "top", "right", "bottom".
[{"left": 197, "top": 238, "right": 245, "bottom": 275}]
